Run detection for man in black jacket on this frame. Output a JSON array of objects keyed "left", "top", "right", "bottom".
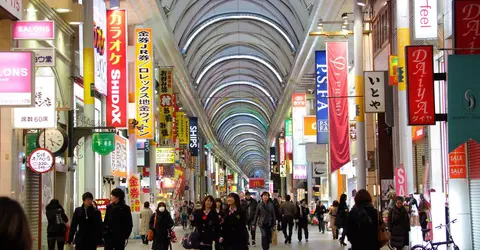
[
  {"left": 104, "top": 188, "right": 133, "bottom": 250},
  {"left": 280, "top": 195, "right": 296, "bottom": 243},
  {"left": 253, "top": 192, "right": 276, "bottom": 250},
  {"left": 68, "top": 192, "right": 103, "bottom": 250},
  {"left": 241, "top": 191, "right": 258, "bottom": 247}
]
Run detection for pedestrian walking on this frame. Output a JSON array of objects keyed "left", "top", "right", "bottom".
[
  {"left": 314, "top": 201, "right": 327, "bottom": 233},
  {"left": 219, "top": 193, "right": 249, "bottom": 250},
  {"left": 67, "top": 192, "right": 103, "bottom": 250},
  {"left": 346, "top": 189, "right": 380, "bottom": 250},
  {"left": 0, "top": 197, "right": 32, "bottom": 250},
  {"left": 280, "top": 195, "right": 296, "bottom": 244},
  {"left": 46, "top": 199, "right": 68, "bottom": 250},
  {"left": 388, "top": 196, "right": 410, "bottom": 250},
  {"left": 240, "top": 191, "right": 258, "bottom": 247},
  {"left": 296, "top": 199, "right": 309, "bottom": 242},
  {"left": 328, "top": 201, "right": 339, "bottom": 240},
  {"left": 150, "top": 202, "right": 174, "bottom": 250},
  {"left": 192, "top": 195, "right": 220, "bottom": 250},
  {"left": 336, "top": 194, "right": 348, "bottom": 246},
  {"left": 253, "top": 192, "right": 276, "bottom": 250},
  {"left": 140, "top": 202, "right": 153, "bottom": 245},
  {"left": 103, "top": 188, "right": 133, "bottom": 250}
]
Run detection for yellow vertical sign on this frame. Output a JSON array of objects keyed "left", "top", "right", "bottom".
[
  {"left": 135, "top": 28, "right": 154, "bottom": 139},
  {"left": 83, "top": 48, "right": 95, "bottom": 105},
  {"left": 159, "top": 68, "right": 173, "bottom": 142},
  {"left": 176, "top": 111, "right": 185, "bottom": 144},
  {"left": 183, "top": 115, "right": 189, "bottom": 145},
  {"left": 397, "top": 28, "right": 410, "bottom": 91}
]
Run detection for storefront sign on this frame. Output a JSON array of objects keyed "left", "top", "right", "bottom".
[
  {"left": 249, "top": 178, "right": 265, "bottom": 188},
  {"left": 315, "top": 50, "right": 329, "bottom": 144},
  {"left": 176, "top": 112, "right": 188, "bottom": 145},
  {"left": 292, "top": 93, "right": 307, "bottom": 166},
  {"left": 26, "top": 133, "right": 39, "bottom": 155},
  {"left": 285, "top": 119, "right": 293, "bottom": 154},
  {"left": 111, "top": 135, "right": 127, "bottom": 178},
  {"left": 135, "top": 28, "right": 154, "bottom": 139},
  {"left": 279, "top": 138, "right": 286, "bottom": 177},
  {"left": 159, "top": 68, "right": 174, "bottom": 141},
  {"left": 412, "top": 126, "right": 425, "bottom": 141},
  {"left": 454, "top": 0, "right": 480, "bottom": 54},
  {"left": 395, "top": 165, "right": 407, "bottom": 197},
  {"left": 28, "top": 148, "right": 54, "bottom": 174},
  {"left": 95, "top": 199, "right": 110, "bottom": 219},
  {"left": 293, "top": 165, "right": 307, "bottom": 180},
  {"left": 414, "top": 0, "right": 438, "bottom": 39},
  {"left": 156, "top": 147, "right": 175, "bottom": 164},
  {"left": 12, "top": 21, "right": 54, "bottom": 40},
  {"left": 327, "top": 42, "right": 350, "bottom": 173},
  {"left": 406, "top": 45, "right": 435, "bottom": 125},
  {"left": 173, "top": 167, "right": 185, "bottom": 200},
  {"left": 449, "top": 143, "right": 467, "bottom": 179},
  {"left": 389, "top": 55, "right": 398, "bottom": 86},
  {"left": 1, "top": 0, "right": 21, "bottom": 19},
  {"left": 106, "top": 9, "right": 128, "bottom": 128},
  {"left": 128, "top": 174, "right": 141, "bottom": 212},
  {"left": 14, "top": 48, "right": 55, "bottom": 67},
  {"left": 448, "top": 55, "right": 480, "bottom": 151},
  {"left": 0, "top": 51, "right": 34, "bottom": 106},
  {"left": 364, "top": 71, "right": 386, "bottom": 113},
  {"left": 13, "top": 76, "right": 55, "bottom": 128},
  {"left": 94, "top": 0, "right": 107, "bottom": 95},
  {"left": 92, "top": 132, "right": 115, "bottom": 155},
  {"left": 270, "top": 147, "right": 277, "bottom": 173},
  {"left": 303, "top": 116, "right": 317, "bottom": 136},
  {"left": 189, "top": 117, "right": 198, "bottom": 156}
]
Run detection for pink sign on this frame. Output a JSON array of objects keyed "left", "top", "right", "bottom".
[
  {"left": 13, "top": 21, "right": 55, "bottom": 40},
  {"left": 0, "top": 52, "right": 34, "bottom": 106},
  {"left": 395, "top": 165, "right": 407, "bottom": 197}
]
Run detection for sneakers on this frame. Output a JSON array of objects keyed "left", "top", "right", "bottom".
[{"left": 252, "top": 241, "right": 256, "bottom": 247}]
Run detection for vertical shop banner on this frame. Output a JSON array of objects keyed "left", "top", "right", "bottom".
[
  {"left": 176, "top": 112, "right": 187, "bottom": 144},
  {"left": 189, "top": 117, "right": 198, "bottom": 156},
  {"left": 449, "top": 143, "right": 467, "bottom": 179},
  {"left": 279, "top": 138, "right": 286, "bottom": 177},
  {"left": 315, "top": 50, "right": 329, "bottom": 144},
  {"left": 364, "top": 71, "right": 386, "bottom": 113},
  {"left": 174, "top": 167, "right": 185, "bottom": 200},
  {"left": 159, "top": 68, "right": 174, "bottom": 141},
  {"left": 406, "top": 45, "right": 435, "bottom": 125},
  {"left": 395, "top": 165, "right": 407, "bottom": 197},
  {"left": 111, "top": 135, "right": 127, "bottom": 178},
  {"left": 172, "top": 94, "right": 178, "bottom": 143},
  {"left": 292, "top": 93, "right": 307, "bottom": 166},
  {"left": 455, "top": 0, "right": 480, "bottom": 54},
  {"left": 285, "top": 119, "right": 293, "bottom": 154},
  {"left": 128, "top": 174, "right": 141, "bottom": 212},
  {"left": 448, "top": 55, "right": 480, "bottom": 151},
  {"left": 413, "top": 0, "right": 438, "bottom": 39},
  {"left": 93, "top": 0, "right": 107, "bottom": 95},
  {"left": 135, "top": 28, "right": 154, "bottom": 139},
  {"left": 389, "top": 55, "right": 399, "bottom": 86},
  {"left": 327, "top": 42, "right": 350, "bottom": 173},
  {"left": 106, "top": 9, "right": 128, "bottom": 128},
  {"left": 270, "top": 147, "right": 277, "bottom": 173},
  {"left": 183, "top": 116, "right": 190, "bottom": 146},
  {"left": 144, "top": 141, "right": 150, "bottom": 167}
]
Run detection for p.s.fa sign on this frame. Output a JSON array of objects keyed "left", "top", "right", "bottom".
[{"left": 395, "top": 165, "right": 407, "bottom": 196}]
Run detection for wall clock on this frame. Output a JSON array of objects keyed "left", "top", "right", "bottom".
[{"left": 37, "top": 128, "right": 68, "bottom": 157}]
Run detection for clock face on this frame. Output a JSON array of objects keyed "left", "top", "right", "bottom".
[{"left": 38, "top": 129, "right": 67, "bottom": 155}]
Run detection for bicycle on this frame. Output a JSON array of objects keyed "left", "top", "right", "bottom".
[{"left": 411, "top": 219, "right": 460, "bottom": 250}]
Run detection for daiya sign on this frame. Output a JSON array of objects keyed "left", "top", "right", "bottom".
[
  {"left": 413, "top": 0, "right": 438, "bottom": 39},
  {"left": 0, "top": 51, "right": 34, "bottom": 107},
  {"left": 454, "top": 0, "right": 480, "bottom": 54},
  {"left": 13, "top": 21, "right": 54, "bottom": 40}
]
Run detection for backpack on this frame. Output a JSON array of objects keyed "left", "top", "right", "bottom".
[{"left": 181, "top": 229, "right": 200, "bottom": 249}]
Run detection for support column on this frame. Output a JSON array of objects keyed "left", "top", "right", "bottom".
[
  {"left": 149, "top": 140, "right": 157, "bottom": 206},
  {"left": 396, "top": 0, "right": 414, "bottom": 194},
  {"left": 83, "top": 0, "right": 96, "bottom": 196},
  {"left": 354, "top": 0, "right": 366, "bottom": 190},
  {"left": 307, "top": 162, "right": 313, "bottom": 203}
]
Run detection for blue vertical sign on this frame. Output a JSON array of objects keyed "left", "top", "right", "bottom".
[
  {"left": 315, "top": 51, "right": 329, "bottom": 144},
  {"left": 189, "top": 117, "right": 198, "bottom": 156}
]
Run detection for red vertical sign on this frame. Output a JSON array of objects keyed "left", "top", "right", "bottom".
[
  {"left": 327, "top": 42, "right": 350, "bottom": 173},
  {"left": 106, "top": 10, "right": 128, "bottom": 127},
  {"left": 406, "top": 45, "right": 435, "bottom": 125},
  {"left": 455, "top": 1, "right": 480, "bottom": 54}
]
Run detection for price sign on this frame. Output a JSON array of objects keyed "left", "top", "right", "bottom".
[{"left": 28, "top": 148, "right": 54, "bottom": 173}]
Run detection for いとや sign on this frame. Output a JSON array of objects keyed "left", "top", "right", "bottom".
[{"left": 28, "top": 148, "right": 54, "bottom": 173}]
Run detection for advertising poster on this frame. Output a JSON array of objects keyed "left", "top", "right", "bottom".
[
  {"left": 315, "top": 50, "right": 329, "bottom": 144},
  {"left": 111, "top": 135, "right": 127, "bottom": 178},
  {"left": 293, "top": 165, "right": 307, "bottom": 180},
  {"left": 93, "top": 0, "right": 107, "bottom": 95},
  {"left": 128, "top": 174, "right": 141, "bottom": 212},
  {"left": 292, "top": 93, "right": 307, "bottom": 166},
  {"left": 156, "top": 148, "right": 175, "bottom": 164},
  {"left": 449, "top": 143, "right": 467, "bottom": 179},
  {"left": 135, "top": 28, "right": 154, "bottom": 139}
]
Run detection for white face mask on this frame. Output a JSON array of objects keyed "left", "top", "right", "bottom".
[{"left": 159, "top": 207, "right": 165, "bottom": 212}]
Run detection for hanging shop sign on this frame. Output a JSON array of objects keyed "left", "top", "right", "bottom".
[
  {"left": 412, "top": 126, "right": 425, "bottom": 141},
  {"left": 14, "top": 48, "right": 55, "bottom": 67},
  {"left": 28, "top": 148, "right": 54, "bottom": 174},
  {"left": 454, "top": 0, "right": 480, "bottom": 54},
  {"left": 173, "top": 167, "right": 185, "bottom": 200},
  {"left": 106, "top": 9, "right": 128, "bottom": 128},
  {"left": 111, "top": 135, "right": 127, "bottom": 178},
  {"left": 156, "top": 147, "right": 175, "bottom": 164},
  {"left": 406, "top": 45, "right": 435, "bottom": 125},
  {"left": 135, "top": 28, "right": 154, "bottom": 139},
  {"left": 270, "top": 147, "right": 277, "bottom": 173},
  {"left": 448, "top": 55, "right": 480, "bottom": 151},
  {"left": 13, "top": 76, "right": 55, "bottom": 128},
  {"left": 12, "top": 21, "right": 54, "bottom": 40},
  {"left": 92, "top": 132, "right": 115, "bottom": 155},
  {"left": 303, "top": 115, "right": 317, "bottom": 136},
  {"left": 285, "top": 119, "right": 293, "bottom": 154},
  {"left": 159, "top": 67, "right": 174, "bottom": 141},
  {"left": 413, "top": 0, "right": 438, "bottom": 39},
  {"left": 388, "top": 55, "right": 398, "bottom": 86},
  {"left": 176, "top": 112, "right": 188, "bottom": 145},
  {"left": 315, "top": 50, "right": 329, "bottom": 144},
  {"left": 449, "top": 143, "right": 467, "bottom": 179},
  {"left": 1, "top": 0, "right": 21, "bottom": 19},
  {"left": 128, "top": 174, "right": 141, "bottom": 212},
  {"left": 93, "top": 0, "right": 107, "bottom": 95},
  {"left": 218, "top": 170, "right": 225, "bottom": 186},
  {"left": 395, "top": 165, "right": 407, "bottom": 197},
  {"left": 327, "top": 42, "right": 350, "bottom": 173},
  {"left": 293, "top": 165, "right": 307, "bottom": 180},
  {"left": 0, "top": 51, "right": 34, "bottom": 107},
  {"left": 279, "top": 138, "right": 286, "bottom": 177},
  {"left": 189, "top": 117, "right": 198, "bottom": 156},
  {"left": 26, "top": 133, "right": 39, "bottom": 155},
  {"left": 292, "top": 93, "right": 307, "bottom": 166},
  {"left": 172, "top": 94, "right": 178, "bottom": 142},
  {"left": 364, "top": 71, "right": 386, "bottom": 113},
  {"left": 144, "top": 141, "right": 150, "bottom": 167},
  {"left": 249, "top": 178, "right": 265, "bottom": 188},
  {"left": 350, "top": 121, "right": 357, "bottom": 141}
]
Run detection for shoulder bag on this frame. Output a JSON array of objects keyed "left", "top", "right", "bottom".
[
  {"left": 378, "top": 211, "right": 390, "bottom": 247},
  {"left": 147, "top": 215, "right": 156, "bottom": 241}
]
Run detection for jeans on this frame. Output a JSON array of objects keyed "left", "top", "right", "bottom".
[
  {"left": 47, "top": 238, "right": 64, "bottom": 250},
  {"left": 247, "top": 222, "right": 256, "bottom": 243},
  {"left": 317, "top": 217, "right": 325, "bottom": 232},
  {"left": 282, "top": 216, "right": 294, "bottom": 241},
  {"left": 297, "top": 221, "right": 308, "bottom": 241},
  {"left": 260, "top": 226, "right": 272, "bottom": 250}
]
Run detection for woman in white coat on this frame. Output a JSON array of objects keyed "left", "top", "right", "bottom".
[{"left": 140, "top": 201, "right": 154, "bottom": 245}]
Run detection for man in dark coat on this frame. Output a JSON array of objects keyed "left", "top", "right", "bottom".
[
  {"left": 253, "top": 192, "right": 276, "bottom": 250},
  {"left": 104, "top": 188, "right": 133, "bottom": 250},
  {"left": 68, "top": 192, "right": 103, "bottom": 250},
  {"left": 241, "top": 191, "right": 258, "bottom": 246},
  {"left": 388, "top": 196, "right": 410, "bottom": 249}
]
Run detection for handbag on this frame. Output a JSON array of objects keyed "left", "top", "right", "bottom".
[
  {"left": 378, "top": 212, "right": 391, "bottom": 247},
  {"left": 271, "top": 229, "right": 278, "bottom": 246},
  {"left": 324, "top": 213, "right": 331, "bottom": 223},
  {"left": 147, "top": 215, "right": 156, "bottom": 241},
  {"left": 181, "top": 228, "right": 201, "bottom": 249}
]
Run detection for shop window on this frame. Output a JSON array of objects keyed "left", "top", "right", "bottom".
[{"left": 373, "top": 4, "right": 390, "bottom": 56}]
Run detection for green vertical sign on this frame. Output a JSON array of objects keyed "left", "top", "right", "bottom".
[
  {"left": 26, "top": 133, "right": 39, "bottom": 156},
  {"left": 92, "top": 132, "right": 115, "bottom": 155},
  {"left": 285, "top": 119, "right": 293, "bottom": 136}
]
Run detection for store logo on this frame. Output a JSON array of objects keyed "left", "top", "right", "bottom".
[
  {"left": 94, "top": 22, "right": 105, "bottom": 56},
  {"left": 464, "top": 89, "right": 477, "bottom": 112}
]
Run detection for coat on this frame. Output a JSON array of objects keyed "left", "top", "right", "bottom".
[
  {"left": 253, "top": 200, "right": 276, "bottom": 228},
  {"left": 68, "top": 205, "right": 103, "bottom": 247},
  {"left": 296, "top": 205, "right": 310, "bottom": 226},
  {"left": 336, "top": 201, "right": 348, "bottom": 228},
  {"left": 314, "top": 204, "right": 327, "bottom": 219},
  {"left": 140, "top": 207, "right": 154, "bottom": 235},
  {"left": 192, "top": 209, "right": 220, "bottom": 245},
  {"left": 46, "top": 204, "right": 68, "bottom": 240},
  {"left": 346, "top": 202, "right": 380, "bottom": 250},
  {"left": 103, "top": 201, "right": 133, "bottom": 245},
  {"left": 150, "top": 211, "right": 174, "bottom": 250},
  {"left": 329, "top": 206, "right": 338, "bottom": 228},
  {"left": 388, "top": 206, "right": 410, "bottom": 249},
  {"left": 240, "top": 197, "right": 257, "bottom": 223},
  {"left": 221, "top": 208, "right": 248, "bottom": 249}
]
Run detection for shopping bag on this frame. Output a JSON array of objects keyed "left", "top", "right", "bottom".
[
  {"left": 272, "top": 229, "right": 278, "bottom": 246},
  {"left": 312, "top": 217, "right": 319, "bottom": 225},
  {"left": 148, "top": 215, "right": 157, "bottom": 241},
  {"left": 324, "top": 213, "right": 331, "bottom": 223}
]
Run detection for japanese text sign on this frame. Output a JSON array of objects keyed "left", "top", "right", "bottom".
[
  {"left": 128, "top": 174, "right": 141, "bottom": 212},
  {"left": 92, "top": 132, "right": 115, "bottom": 155},
  {"left": 293, "top": 165, "right": 307, "bottom": 180},
  {"left": 414, "top": 0, "right": 438, "bottom": 39},
  {"left": 364, "top": 71, "right": 386, "bottom": 113},
  {"left": 279, "top": 138, "right": 286, "bottom": 177},
  {"left": 28, "top": 148, "right": 54, "bottom": 174},
  {"left": 449, "top": 143, "right": 467, "bottom": 179},
  {"left": 13, "top": 21, "right": 54, "bottom": 40},
  {"left": 159, "top": 67, "right": 174, "bottom": 141},
  {"left": 177, "top": 112, "right": 189, "bottom": 145},
  {"left": 189, "top": 117, "right": 198, "bottom": 156},
  {"left": 135, "top": 28, "right": 154, "bottom": 139},
  {"left": 111, "top": 135, "right": 127, "bottom": 178},
  {"left": 315, "top": 50, "right": 329, "bottom": 144},
  {"left": 406, "top": 45, "right": 435, "bottom": 125},
  {"left": 156, "top": 147, "right": 175, "bottom": 164},
  {"left": 292, "top": 93, "right": 306, "bottom": 107},
  {"left": 0, "top": 51, "right": 34, "bottom": 107},
  {"left": 106, "top": 9, "right": 128, "bottom": 128},
  {"left": 389, "top": 55, "right": 398, "bottom": 86},
  {"left": 14, "top": 48, "right": 55, "bottom": 67},
  {"left": 455, "top": 0, "right": 480, "bottom": 54}
]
